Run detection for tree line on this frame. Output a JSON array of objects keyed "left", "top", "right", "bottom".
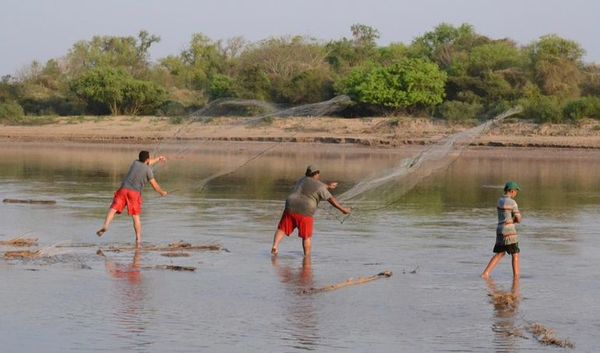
[{"left": 1, "top": 23, "right": 600, "bottom": 124}]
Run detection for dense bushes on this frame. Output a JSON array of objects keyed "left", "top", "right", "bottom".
[
  {"left": 0, "top": 101, "right": 25, "bottom": 123},
  {"left": 437, "top": 101, "right": 483, "bottom": 123},
  {"left": 336, "top": 59, "right": 447, "bottom": 112},
  {"left": 563, "top": 97, "right": 600, "bottom": 121}
]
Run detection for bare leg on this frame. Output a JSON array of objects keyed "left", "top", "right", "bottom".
[
  {"left": 481, "top": 252, "right": 505, "bottom": 278},
  {"left": 511, "top": 253, "right": 520, "bottom": 279},
  {"left": 97, "top": 208, "right": 118, "bottom": 237},
  {"left": 302, "top": 237, "right": 312, "bottom": 257},
  {"left": 271, "top": 229, "right": 286, "bottom": 255},
  {"left": 132, "top": 215, "right": 142, "bottom": 247}
]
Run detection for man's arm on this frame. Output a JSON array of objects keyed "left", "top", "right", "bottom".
[
  {"left": 149, "top": 178, "right": 168, "bottom": 196},
  {"left": 148, "top": 156, "right": 167, "bottom": 166},
  {"left": 513, "top": 210, "right": 522, "bottom": 223},
  {"left": 327, "top": 197, "right": 351, "bottom": 214}
]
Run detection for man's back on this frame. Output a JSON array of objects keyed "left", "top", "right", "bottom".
[
  {"left": 121, "top": 160, "right": 154, "bottom": 192},
  {"left": 285, "top": 177, "right": 332, "bottom": 217}
]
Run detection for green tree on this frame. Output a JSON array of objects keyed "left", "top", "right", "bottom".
[
  {"left": 208, "top": 74, "right": 239, "bottom": 99},
  {"left": 527, "top": 34, "right": 585, "bottom": 98},
  {"left": 71, "top": 67, "right": 165, "bottom": 115},
  {"left": 237, "top": 36, "right": 333, "bottom": 103},
  {"left": 411, "top": 23, "right": 488, "bottom": 69},
  {"left": 337, "top": 58, "right": 447, "bottom": 111},
  {"left": 66, "top": 30, "right": 159, "bottom": 77},
  {"left": 326, "top": 24, "right": 381, "bottom": 75}
]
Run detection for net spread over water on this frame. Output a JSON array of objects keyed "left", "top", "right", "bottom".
[{"left": 338, "top": 107, "right": 522, "bottom": 202}]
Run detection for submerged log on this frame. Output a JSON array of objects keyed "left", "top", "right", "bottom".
[
  {"left": 3, "top": 199, "right": 56, "bottom": 205},
  {"left": 104, "top": 242, "right": 228, "bottom": 253},
  {"left": 0, "top": 238, "right": 38, "bottom": 247},
  {"left": 160, "top": 252, "right": 191, "bottom": 257},
  {"left": 4, "top": 250, "right": 41, "bottom": 259},
  {"left": 143, "top": 265, "right": 196, "bottom": 272},
  {"left": 301, "top": 271, "right": 392, "bottom": 294},
  {"left": 526, "top": 323, "right": 574, "bottom": 348}
]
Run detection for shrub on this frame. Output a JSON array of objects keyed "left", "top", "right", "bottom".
[
  {"left": 0, "top": 101, "right": 25, "bottom": 123},
  {"left": 208, "top": 74, "right": 239, "bottom": 100},
  {"left": 563, "top": 96, "right": 600, "bottom": 121},
  {"left": 336, "top": 58, "right": 447, "bottom": 112},
  {"left": 157, "top": 100, "right": 186, "bottom": 116},
  {"left": 437, "top": 100, "right": 483, "bottom": 123},
  {"left": 521, "top": 95, "right": 563, "bottom": 123}
]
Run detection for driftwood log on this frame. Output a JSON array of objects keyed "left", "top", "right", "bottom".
[
  {"left": 526, "top": 323, "right": 574, "bottom": 348},
  {"left": 3, "top": 199, "right": 56, "bottom": 205},
  {"left": 142, "top": 265, "right": 196, "bottom": 272},
  {"left": 4, "top": 250, "right": 41, "bottom": 260},
  {"left": 0, "top": 238, "right": 38, "bottom": 247},
  {"left": 301, "top": 271, "right": 392, "bottom": 294},
  {"left": 104, "top": 241, "right": 228, "bottom": 253}
]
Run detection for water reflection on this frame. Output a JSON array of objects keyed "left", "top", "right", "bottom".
[
  {"left": 485, "top": 278, "right": 522, "bottom": 353},
  {"left": 99, "top": 249, "right": 151, "bottom": 351},
  {"left": 271, "top": 256, "right": 320, "bottom": 350}
]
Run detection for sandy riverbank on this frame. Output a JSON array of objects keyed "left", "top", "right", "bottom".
[{"left": 1, "top": 115, "right": 600, "bottom": 148}]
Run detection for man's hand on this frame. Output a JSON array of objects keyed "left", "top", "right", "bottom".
[
  {"left": 158, "top": 156, "right": 167, "bottom": 162},
  {"left": 341, "top": 207, "right": 351, "bottom": 215},
  {"left": 328, "top": 182, "right": 338, "bottom": 190},
  {"left": 160, "top": 190, "right": 168, "bottom": 197}
]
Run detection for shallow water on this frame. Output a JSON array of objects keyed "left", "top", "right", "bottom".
[{"left": 1, "top": 142, "right": 598, "bottom": 352}]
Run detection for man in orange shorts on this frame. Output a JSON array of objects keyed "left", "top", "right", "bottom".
[
  {"left": 96, "top": 151, "right": 168, "bottom": 246},
  {"left": 271, "top": 165, "right": 351, "bottom": 256}
]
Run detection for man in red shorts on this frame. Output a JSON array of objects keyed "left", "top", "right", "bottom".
[
  {"left": 96, "top": 151, "right": 168, "bottom": 246},
  {"left": 271, "top": 165, "right": 351, "bottom": 256}
]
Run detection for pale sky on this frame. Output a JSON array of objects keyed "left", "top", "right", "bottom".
[{"left": 1, "top": 0, "right": 599, "bottom": 76}]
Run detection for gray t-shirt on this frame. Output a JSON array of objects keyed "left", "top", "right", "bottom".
[
  {"left": 121, "top": 160, "right": 154, "bottom": 192},
  {"left": 284, "top": 176, "right": 332, "bottom": 217}
]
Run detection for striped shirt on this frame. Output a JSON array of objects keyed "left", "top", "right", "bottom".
[{"left": 496, "top": 195, "right": 521, "bottom": 246}]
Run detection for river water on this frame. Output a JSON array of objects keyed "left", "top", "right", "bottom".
[{"left": 0, "top": 142, "right": 598, "bottom": 352}]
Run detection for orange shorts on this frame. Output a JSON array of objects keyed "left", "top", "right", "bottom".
[
  {"left": 277, "top": 211, "right": 314, "bottom": 239},
  {"left": 110, "top": 188, "right": 142, "bottom": 216}
]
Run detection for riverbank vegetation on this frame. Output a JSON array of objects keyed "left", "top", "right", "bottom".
[{"left": 2, "top": 23, "right": 600, "bottom": 124}]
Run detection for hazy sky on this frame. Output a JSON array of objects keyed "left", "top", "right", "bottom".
[{"left": 2, "top": 0, "right": 599, "bottom": 76}]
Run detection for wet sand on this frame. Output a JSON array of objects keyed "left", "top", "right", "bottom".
[{"left": 2, "top": 115, "right": 600, "bottom": 148}]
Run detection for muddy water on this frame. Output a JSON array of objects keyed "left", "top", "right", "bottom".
[{"left": 0, "top": 142, "right": 598, "bottom": 352}]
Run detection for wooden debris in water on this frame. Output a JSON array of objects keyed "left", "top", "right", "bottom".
[
  {"left": 3, "top": 198, "right": 56, "bottom": 205},
  {"left": 4, "top": 250, "right": 41, "bottom": 260},
  {"left": 160, "top": 252, "right": 191, "bottom": 257},
  {"left": 301, "top": 271, "right": 392, "bottom": 294},
  {"left": 0, "top": 238, "right": 38, "bottom": 247},
  {"left": 105, "top": 241, "right": 228, "bottom": 253},
  {"left": 489, "top": 292, "right": 519, "bottom": 309},
  {"left": 526, "top": 323, "right": 574, "bottom": 348},
  {"left": 143, "top": 265, "right": 196, "bottom": 272},
  {"left": 492, "top": 324, "right": 527, "bottom": 339}
]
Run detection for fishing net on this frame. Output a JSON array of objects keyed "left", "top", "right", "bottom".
[
  {"left": 190, "top": 95, "right": 353, "bottom": 122},
  {"left": 338, "top": 107, "right": 522, "bottom": 204}
]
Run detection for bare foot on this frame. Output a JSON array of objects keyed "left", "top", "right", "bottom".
[
  {"left": 96, "top": 249, "right": 105, "bottom": 257},
  {"left": 271, "top": 247, "right": 278, "bottom": 255},
  {"left": 481, "top": 273, "right": 490, "bottom": 279},
  {"left": 96, "top": 228, "right": 106, "bottom": 237}
]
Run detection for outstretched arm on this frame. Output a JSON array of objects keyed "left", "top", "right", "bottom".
[
  {"left": 149, "top": 178, "right": 168, "bottom": 196},
  {"left": 327, "top": 197, "right": 351, "bottom": 214},
  {"left": 148, "top": 156, "right": 167, "bottom": 166}
]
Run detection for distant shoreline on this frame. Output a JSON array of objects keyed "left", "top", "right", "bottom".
[{"left": 1, "top": 115, "right": 600, "bottom": 149}]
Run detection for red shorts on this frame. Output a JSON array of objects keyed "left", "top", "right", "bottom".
[
  {"left": 277, "top": 211, "right": 314, "bottom": 239},
  {"left": 110, "top": 188, "right": 142, "bottom": 216}
]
